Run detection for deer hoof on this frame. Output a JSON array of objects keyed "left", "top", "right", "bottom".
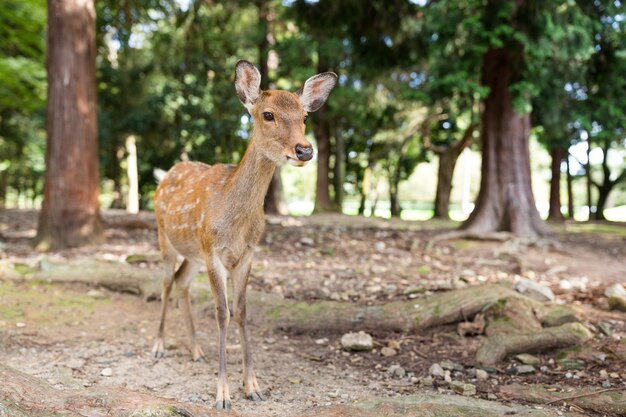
[
  {"left": 247, "top": 391, "right": 264, "bottom": 402},
  {"left": 151, "top": 339, "right": 165, "bottom": 359},
  {"left": 215, "top": 399, "right": 231, "bottom": 411},
  {"left": 191, "top": 344, "right": 206, "bottom": 362}
]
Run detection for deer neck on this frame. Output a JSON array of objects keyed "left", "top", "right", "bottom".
[{"left": 225, "top": 132, "right": 276, "bottom": 214}]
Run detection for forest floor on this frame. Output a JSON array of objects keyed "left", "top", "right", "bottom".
[{"left": 0, "top": 209, "right": 625, "bottom": 416}]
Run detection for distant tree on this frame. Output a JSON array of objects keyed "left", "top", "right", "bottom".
[{"left": 36, "top": 0, "right": 103, "bottom": 249}]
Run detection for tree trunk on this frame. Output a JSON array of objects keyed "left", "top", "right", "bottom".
[
  {"left": 125, "top": 135, "right": 139, "bottom": 214},
  {"left": 313, "top": 111, "right": 336, "bottom": 213},
  {"left": 566, "top": 154, "right": 574, "bottom": 219},
  {"left": 547, "top": 147, "right": 565, "bottom": 221},
  {"left": 594, "top": 183, "right": 612, "bottom": 221},
  {"left": 461, "top": 46, "right": 546, "bottom": 238},
  {"left": 36, "top": 0, "right": 103, "bottom": 250},
  {"left": 0, "top": 170, "right": 7, "bottom": 208},
  {"left": 257, "top": 0, "right": 286, "bottom": 215},
  {"left": 333, "top": 134, "right": 345, "bottom": 211},
  {"left": 389, "top": 164, "right": 401, "bottom": 218},
  {"left": 432, "top": 127, "right": 474, "bottom": 219},
  {"left": 585, "top": 138, "right": 593, "bottom": 220}
]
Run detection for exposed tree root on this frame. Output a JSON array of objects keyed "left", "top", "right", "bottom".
[
  {"left": 0, "top": 363, "right": 215, "bottom": 417},
  {"left": 500, "top": 383, "right": 626, "bottom": 416},
  {"left": 2, "top": 259, "right": 529, "bottom": 334},
  {"left": 476, "top": 322, "right": 591, "bottom": 365}
]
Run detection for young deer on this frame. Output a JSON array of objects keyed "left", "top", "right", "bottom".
[{"left": 152, "top": 60, "right": 337, "bottom": 410}]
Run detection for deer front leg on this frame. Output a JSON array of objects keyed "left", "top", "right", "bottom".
[
  {"left": 207, "top": 253, "right": 231, "bottom": 411},
  {"left": 232, "top": 253, "right": 263, "bottom": 401}
]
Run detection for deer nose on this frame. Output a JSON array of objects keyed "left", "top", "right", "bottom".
[{"left": 295, "top": 144, "right": 313, "bottom": 161}]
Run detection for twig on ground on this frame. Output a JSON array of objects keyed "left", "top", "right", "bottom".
[{"left": 545, "top": 387, "right": 626, "bottom": 405}]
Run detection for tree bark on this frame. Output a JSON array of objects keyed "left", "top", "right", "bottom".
[
  {"left": 312, "top": 41, "right": 339, "bottom": 214},
  {"left": 461, "top": 45, "right": 546, "bottom": 238},
  {"left": 0, "top": 170, "right": 7, "bottom": 208},
  {"left": 547, "top": 147, "right": 565, "bottom": 221},
  {"left": 125, "top": 135, "right": 139, "bottom": 214},
  {"left": 476, "top": 322, "right": 591, "bottom": 365},
  {"left": 585, "top": 138, "right": 593, "bottom": 220},
  {"left": 36, "top": 0, "right": 103, "bottom": 249},
  {"left": 566, "top": 154, "right": 574, "bottom": 219},
  {"left": 333, "top": 134, "right": 345, "bottom": 211},
  {"left": 432, "top": 126, "right": 475, "bottom": 219}
]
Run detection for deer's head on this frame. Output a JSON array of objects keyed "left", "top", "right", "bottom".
[{"left": 234, "top": 60, "right": 337, "bottom": 167}]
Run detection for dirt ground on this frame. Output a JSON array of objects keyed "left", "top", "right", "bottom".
[{"left": 1, "top": 209, "right": 625, "bottom": 416}]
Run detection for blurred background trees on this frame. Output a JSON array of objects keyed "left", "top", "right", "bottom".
[{"left": 1, "top": 0, "right": 625, "bottom": 247}]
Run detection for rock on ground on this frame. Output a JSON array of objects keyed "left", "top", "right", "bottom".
[
  {"left": 340, "top": 331, "right": 373, "bottom": 352},
  {"left": 514, "top": 279, "right": 555, "bottom": 302}
]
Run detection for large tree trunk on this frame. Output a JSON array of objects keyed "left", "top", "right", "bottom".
[
  {"left": 566, "top": 154, "right": 574, "bottom": 219},
  {"left": 36, "top": 0, "right": 103, "bottom": 249},
  {"left": 461, "top": 45, "right": 546, "bottom": 238},
  {"left": 547, "top": 147, "right": 565, "bottom": 221}
]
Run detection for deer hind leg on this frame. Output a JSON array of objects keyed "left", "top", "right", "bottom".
[
  {"left": 174, "top": 259, "right": 204, "bottom": 361},
  {"left": 152, "top": 231, "right": 177, "bottom": 359},
  {"left": 207, "top": 253, "right": 231, "bottom": 410},
  {"left": 232, "top": 253, "right": 262, "bottom": 401}
]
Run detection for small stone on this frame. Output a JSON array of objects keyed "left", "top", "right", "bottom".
[
  {"left": 430, "top": 363, "right": 445, "bottom": 377},
  {"left": 604, "top": 283, "right": 626, "bottom": 298},
  {"left": 514, "top": 278, "right": 555, "bottom": 302},
  {"left": 420, "top": 377, "right": 433, "bottom": 386},
  {"left": 340, "top": 332, "right": 373, "bottom": 352},
  {"left": 557, "top": 358, "right": 585, "bottom": 370},
  {"left": 487, "top": 393, "right": 498, "bottom": 400},
  {"left": 444, "top": 370, "right": 452, "bottom": 383},
  {"left": 65, "top": 358, "right": 85, "bottom": 370},
  {"left": 403, "top": 286, "right": 426, "bottom": 296},
  {"left": 608, "top": 296, "right": 626, "bottom": 312},
  {"left": 381, "top": 347, "right": 397, "bottom": 357},
  {"left": 475, "top": 369, "right": 488, "bottom": 380},
  {"left": 602, "top": 380, "right": 612, "bottom": 388},
  {"left": 100, "top": 368, "right": 113, "bottom": 377},
  {"left": 366, "top": 285, "right": 382, "bottom": 294},
  {"left": 299, "top": 237, "right": 315, "bottom": 246},
  {"left": 610, "top": 372, "right": 619, "bottom": 378},
  {"left": 599, "top": 370, "right": 608, "bottom": 379},
  {"left": 599, "top": 322, "right": 613, "bottom": 336},
  {"left": 515, "top": 354, "right": 540, "bottom": 366},
  {"left": 86, "top": 289, "right": 106, "bottom": 299},
  {"left": 565, "top": 372, "right": 573, "bottom": 378},
  {"left": 16, "top": 322, "right": 26, "bottom": 328},
  {"left": 440, "top": 359, "right": 463, "bottom": 371},
  {"left": 540, "top": 366, "right": 549, "bottom": 373},
  {"left": 508, "top": 365, "right": 535, "bottom": 375},
  {"left": 374, "top": 241, "right": 386, "bottom": 252},
  {"left": 386, "top": 365, "right": 405, "bottom": 378},
  {"left": 450, "top": 381, "right": 476, "bottom": 396},
  {"left": 288, "top": 377, "right": 301, "bottom": 384}
]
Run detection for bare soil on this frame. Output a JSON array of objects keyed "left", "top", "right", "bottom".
[{"left": 1, "top": 209, "right": 625, "bottom": 416}]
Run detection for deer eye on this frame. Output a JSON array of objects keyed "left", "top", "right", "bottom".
[
  {"left": 303, "top": 115, "right": 308, "bottom": 124},
  {"left": 263, "top": 112, "right": 274, "bottom": 121}
]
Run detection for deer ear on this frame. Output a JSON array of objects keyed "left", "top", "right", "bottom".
[
  {"left": 234, "top": 60, "right": 262, "bottom": 111},
  {"left": 297, "top": 72, "right": 338, "bottom": 112}
]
